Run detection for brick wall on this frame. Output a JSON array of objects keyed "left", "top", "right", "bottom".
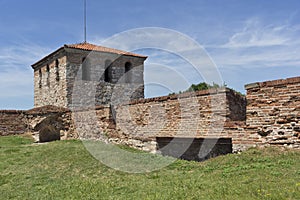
[
  {"left": 0, "top": 88, "right": 249, "bottom": 152},
  {"left": 0, "top": 110, "right": 27, "bottom": 136},
  {"left": 71, "top": 105, "right": 116, "bottom": 140},
  {"left": 245, "top": 76, "right": 300, "bottom": 148},
  {"left": 111, "top": 88, "right": 247, "bottom": 152}
]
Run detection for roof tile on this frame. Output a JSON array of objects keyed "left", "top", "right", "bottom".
[{"left": 65, "top": 42, "right": 147, "bottom": 58}]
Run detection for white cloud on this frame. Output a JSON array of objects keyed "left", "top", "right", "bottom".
[
  {"left": 0, "top": 43, "right": 50, "bottom": 98},
  {"left": 222, "top": 18, "right": 293, "bottom": 48},
  {"left": 0, "top": 43, "right": 50, "bottom": 69},
  {"left": 92, "top": 22, "right": 299, "bottom": 95},
  {"left": 207, "top": 18, "right": 300, "bottom": 69}
]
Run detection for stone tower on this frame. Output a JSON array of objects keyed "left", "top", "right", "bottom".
[{"left": 31, "top": 42, "right": 147, "bottom": 108}]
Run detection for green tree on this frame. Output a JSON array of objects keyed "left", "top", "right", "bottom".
[{"left": 186, "top": 82, "right": 225, "bottom": 92}]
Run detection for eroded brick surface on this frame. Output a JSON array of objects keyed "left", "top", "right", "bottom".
[{"left": 245, "top": 76, "right": 300, "bottom": 148}]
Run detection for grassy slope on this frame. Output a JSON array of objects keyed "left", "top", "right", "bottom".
[{"left": 0, "top": 136, "right": 299, "bottom": 200}]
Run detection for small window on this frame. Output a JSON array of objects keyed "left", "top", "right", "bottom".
[
  {"left": 55, "top": 59, "right": 59, "bottom": 81},
  {"left": 104, "top": 60, "right": 112, "bottom": 83},
  {"left": 39, "top": 69, "right": 42, "bottom": 88},
  {"left": 82, "top": 57, "right": 91, "bottom": 81},
  {"left": 125, "top": 62, "right": 132, "bottom": 83},
  {"left": 46, "top": 64, "right": 50, "bottom": 87}
]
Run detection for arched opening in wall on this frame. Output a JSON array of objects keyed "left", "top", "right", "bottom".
[
  {"left": 104, "top": 60, "right": 112, "bottom": 83},
  {"left": 46, "top": 64, "right": 50, "bottom": 87},
  {"left": 125, "top": 62, "right": 132, "bottom": 83},
  {"left": 55, "top": 59, "right": 59, "bottom": 81},
  {"left": 39, "top": 69, "right": 42, "bottom": 88},
  {"left": 82, "top": 57, "right": 91, "bottom": 81}
]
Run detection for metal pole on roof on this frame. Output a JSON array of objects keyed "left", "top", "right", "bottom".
[{"left": 84, "top": 0, "right": 87, "bottom": 43}]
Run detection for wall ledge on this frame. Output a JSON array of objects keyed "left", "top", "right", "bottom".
[{"left": 245, "top": 76, "right": 300, "bottom": 90}]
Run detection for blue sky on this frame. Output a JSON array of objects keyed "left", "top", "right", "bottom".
[{"left": 0, "top": 0, "right": 300, "bottom": 109}]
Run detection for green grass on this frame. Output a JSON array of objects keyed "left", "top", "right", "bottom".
[{"left": 1, "top": 136, "right": 299, "bottom": 199}]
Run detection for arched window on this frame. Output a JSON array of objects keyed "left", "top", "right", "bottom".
[
  {"left": 104, "top": 60, "right": 112, "bottom": 83},
  {"left": 46, "top": 64, "right": 50, "bottom": 87},
  {"left": 55, "top": 59, "right": 59, "bottom": 81},
  {"left": 39, "top": 69, "right": 42, "bottom": 88},
  {"left": 82, "top": 57, "right": 91, "bottom": 81},
  {"left": 125, "top": 62, "right": 132, "bottom": 83}
]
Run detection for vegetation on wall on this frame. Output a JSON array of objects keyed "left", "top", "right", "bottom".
[
  {"left": 169, "top": 82, "right": 246, "bottom": 96},
  {"left": 185, "top": 82, "right": 225, "bottom": 92},
  {"left": 169, "top": 82, "right": 226, "bottom": 95}
]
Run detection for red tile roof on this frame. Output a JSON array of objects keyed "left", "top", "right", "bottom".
[
  {"left": 65, "top": 42, "right": 147, "bottom": 58},
  {"left": 32, "top": 42, "right": 147, "bottom": 68}
]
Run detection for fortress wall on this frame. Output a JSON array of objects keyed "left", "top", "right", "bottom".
[
  {"left": 113, "top": 88, "right": 248, "bottom": 152},
  {"left": 116, "top": 88, "right": 225, "bottom": 139},
  {"left": 245, "top": 76, "right": 300, "bottom": 148},
  {"left": 222, "top": 122, "right": 255, "bottom": 152},
  {"left": 0, "top": 88, "right": 250, "bottom": 152},
  {"left": 1, "top": 76, "right": 299, "bottom": 152},
  {"left": 0, "top": 110, "right": 27, "bottom": 136},
  {"left": 71, "top": 105, "right": 116, "bottom": 140}
]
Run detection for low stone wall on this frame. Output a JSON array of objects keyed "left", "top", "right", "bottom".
[
  {"left": 25, "top": 106, "right": 75, "bottom": 141},
  {"left": 0, "top": 106, "right": 75, "bottom": 141}
]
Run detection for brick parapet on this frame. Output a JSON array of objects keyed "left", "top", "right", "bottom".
[
  {"left": 26, "top": 105, "right": 70, "bottom": 115},
  {"left": 245, "top": 76, "right": 300, "bottom": 91},
  {"left": 122, "top": 87, "right": 243, "bottom": 106},
  {"left": 0, "top": 110, "right": 26, "bottom": 114}
]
